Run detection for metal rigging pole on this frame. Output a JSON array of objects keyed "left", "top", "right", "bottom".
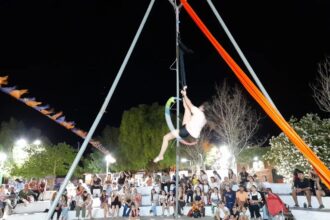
[{"left": 168, "top": 0, "right": 181, "bottom": 218}]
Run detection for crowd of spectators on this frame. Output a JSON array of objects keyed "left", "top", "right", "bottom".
[{"left": 0, "top": 167, "right": 329, "bottom": 220}]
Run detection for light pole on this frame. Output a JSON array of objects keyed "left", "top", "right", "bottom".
[
  {"left": 0, "top": 152, "right": 7, "bottom": 185},
  {"left": 105, "top": 154, "right": 116, "bottom": 175}
]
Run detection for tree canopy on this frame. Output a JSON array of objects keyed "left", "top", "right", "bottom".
[
  {"left": 115, "top": 103, "right": 175, "bottom": 171},
  {"left": 264, "top": 114, "right": 330, "bottom": 180},
  {"left": 11, "top": 142, "right": 79, "bottom": 178}
]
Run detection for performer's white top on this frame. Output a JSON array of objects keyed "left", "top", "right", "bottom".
[{"left": 186, "top": 106, "right": 206, "bottom": 138}]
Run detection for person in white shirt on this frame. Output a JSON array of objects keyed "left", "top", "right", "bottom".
[
  {"left": 154, "top": 86, "right": 207, "bottom": 163},
  {"left": 214, "top": 201, "right": 230, "bottom": 220}
]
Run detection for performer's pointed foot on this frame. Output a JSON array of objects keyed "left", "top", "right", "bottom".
[{"left": 153, "top": 155, "right": 164, "bottom": 163}]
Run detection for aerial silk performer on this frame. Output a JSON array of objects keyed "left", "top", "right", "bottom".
[{"left": 154, "top": 86, "right": 207, "bottom": 163}]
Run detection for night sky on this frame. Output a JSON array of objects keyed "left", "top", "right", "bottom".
[{"left": 1, "top": 0, "right": 330, "bottom": 149}]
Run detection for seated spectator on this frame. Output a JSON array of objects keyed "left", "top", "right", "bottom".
[
  {"left": 239, "top": 205, "right": 250, "bottom": 220},
  {"left": 28, "top": 178, "right": 39, "bottom": 201},
  {"left": 310, "top": 169, "right": 330, "bottom": 209},
  {"left": 224, "top": 185, "right": 236, "bottom": 212},
  {"left": 18, "top": 184, "right": 34, "bottom": 204},
  {"left": 291, "top": 170, "right": 312, "bottom": 208},
  {"left": 246, "top": 176, "right": 257, "bottom": 192},
  {"left": 214, "top": 201, "right": 230, "bottom": 220},
  {"left": 117, "top": 172, "right": 126, "bottom": 190},
  {"left": 130, "top": 203, "right": 139, "bottom": 219},
  {"left": 90, "top": 174, "right": 102, "bottom": 197},
  {"left": 231, "top": 206, "right": 240, "bottom": 219},
  {"left": 248, "top": 185, "right": 262, "bottom": 220},
  {"left": 210, "top": 187, "right": 221, "bottom": 214},
  {"left": 239, "top": 167, "right": 249, "bottom": 187},
  {"left": 38, "top": 179, "right": 47, "bottom": 201},
  {"left": 145, "top": 175, "right": 153, "bottom": 186},
  {"left": 235, "top": 185, "right": 248, "bottom": 209},
  {"left": 0, "top": 185, "right": 7, "bottom": 218}
]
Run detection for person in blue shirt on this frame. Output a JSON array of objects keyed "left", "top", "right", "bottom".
[{"left": 224, "top": 185, "right": 236, "bottom": 211}]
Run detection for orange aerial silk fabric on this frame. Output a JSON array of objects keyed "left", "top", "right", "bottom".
[{"left": 181, "top": 0, "right": 330, "bottom": 188}]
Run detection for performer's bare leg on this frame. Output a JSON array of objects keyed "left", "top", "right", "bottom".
[{"left": 154, "top": 130, "right": 178, "bottom": 163}]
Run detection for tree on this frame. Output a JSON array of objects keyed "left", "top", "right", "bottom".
[
  {"left": 116, "top": 103, "right": 175, "bottom": 171},
  {"left": 311, "top": 57, "right": 330, "bottom": 113},
  {"left": 264, "top": 114, "right": 330, "bottom": 180},
  {"left": 82, "top": 150, "right": 105, "bottom": 174},
  {"left": 11, "top": 143, "right": 79, "bottom": 178},
  {"left": 206, "top": 81, "right": 262, "bottom": 159}
]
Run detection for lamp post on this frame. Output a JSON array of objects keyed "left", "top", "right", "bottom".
[
  {"left": 105, "top": 154, "right": 116, "bottom": 175},
  {"left": 0, "top": 152, "right": 7, "bottom": 185}
]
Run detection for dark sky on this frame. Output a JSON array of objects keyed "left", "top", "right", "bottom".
[{"left": 1, "top": 0, "right": 330, "bottom": 148}]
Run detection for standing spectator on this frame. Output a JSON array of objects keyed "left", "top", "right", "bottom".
[
  {"left": 100, "top": 190, "right": 109, "bottom": 219},
  {"left": 60, "top": 194, "right": 69, "bottom": 220},
  {"left": 75, "top": 190, "right": 87, "bottom": 220},
  {"left": 239, "top": 167, "right": 249, "bottom": 187},
  {"left": 85, "top": 193, "right": 93, "bottom": 219},
  {"left": 50, "top": 192, "right": 62, "bottom": 220},
  {"left": 132, "top": 188, "right": 142, "bottom": 211},
  {"left": 248, "top": 185, "right": 262, "bottom": 220},
  {"left": 291, "top": 170, "right": 312, "bottom": 208},
  {"left": 150, "top": 188, "right": 159, "bottom": 216}
]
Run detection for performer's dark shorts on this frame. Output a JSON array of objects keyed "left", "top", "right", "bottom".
[{"left": 179, "top": 125, "right": 192, "bottom": 139}]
